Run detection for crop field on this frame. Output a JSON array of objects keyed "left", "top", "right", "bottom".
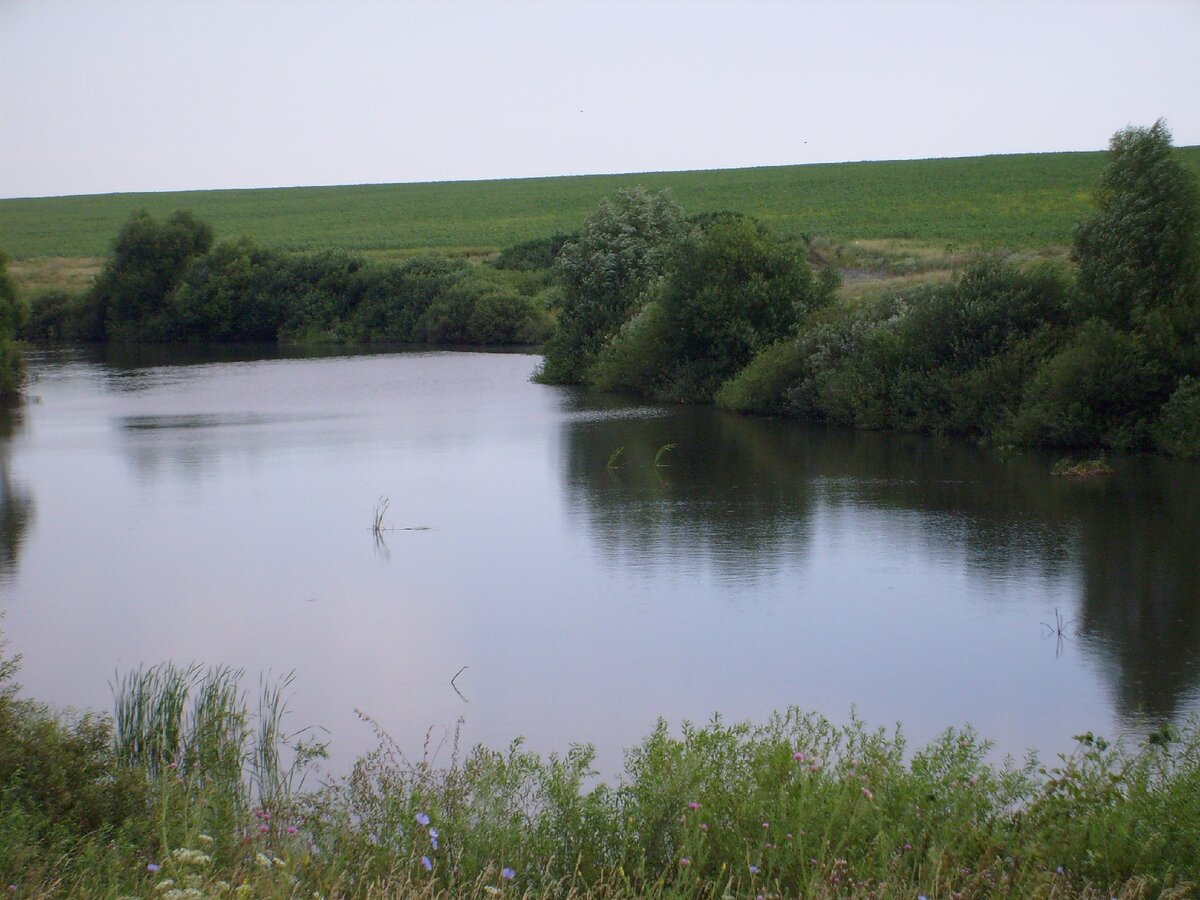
[{"left": 4, "top": 147, "right": 1199, "bottom": 263}]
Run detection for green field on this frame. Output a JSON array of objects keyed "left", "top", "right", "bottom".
[{"left": 4, "top": 147, "right": 1200, "bottom": 261}]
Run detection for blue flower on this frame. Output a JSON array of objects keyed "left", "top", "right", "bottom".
[
  {"left": 146, "top": 863, "right": 160, "bottom": 873},
  {"left": 421, "top": 856, "right": 433, "bottom": 871},
  {"left": 749, "top": 865, "right": 760, "bottom": 875},
  {"left": 429, "top": 828, "right": 439, "bottom": 850},
  {"left": 500, "top": 867, "right": 516, "bottom": 880},
  {"left": 415, "top": 812, "right": 431, "bottom": 826}
]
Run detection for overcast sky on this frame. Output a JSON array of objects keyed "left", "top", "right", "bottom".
[{"left": 1, "top": 0, "right": 1197, "bottom": 199}]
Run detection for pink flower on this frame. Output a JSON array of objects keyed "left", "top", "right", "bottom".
[
  {"left": 861, "top": 788, "right": 874, "bottom": 801},
  {"left": 793, "top": 751, "right": 805, "bottom": 762},
  {"left": 761, "top": 821, "right": 769, "bottom": 829},
  {"left": 259, "top": 824, "right": 269, "bottom": 834},
  {"left": 699, "top": 823, "right": 709, "bottom": 831},
  {"left": 679, "top": 858, "right": 691, "bottom": 867},
  {"left": 287, "top": 825, "right": 298, "bottom": 835},
  {"left": 687, "top": 802, "right": 700, "bottom": 811}
]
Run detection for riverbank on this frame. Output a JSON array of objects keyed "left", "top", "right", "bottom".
[{"left": 2, "top": 646, "right": 1197, "bottom": 898}]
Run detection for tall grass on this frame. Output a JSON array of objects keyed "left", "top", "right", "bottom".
[{"left": 3, "top": 635, "right": 1198, "bottom": 897}]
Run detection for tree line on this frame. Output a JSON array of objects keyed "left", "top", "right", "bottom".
[
  {"left": 535, "top": 121, "right": 1200, "bottom": 456},
  {"left": 17, "top": 218, "right": 554, "bottom": 347}
]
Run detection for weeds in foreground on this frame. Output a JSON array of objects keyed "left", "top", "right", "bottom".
[{"left": 2, "top": 636, "right": 1199, "bottom": 897}]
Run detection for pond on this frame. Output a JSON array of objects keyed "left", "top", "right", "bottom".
[{"left": 2, "top": 346, "right": 1198, "bottom": 778}]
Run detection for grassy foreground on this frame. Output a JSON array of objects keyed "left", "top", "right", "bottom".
[
  {"left": 5, "top": 148, "right": 1200, "bottom": 263},
  {"left": 2, "top": 644, "right": 1198, "bottom": 899}
]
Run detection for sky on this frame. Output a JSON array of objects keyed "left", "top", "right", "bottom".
[{"left": 1, "top": 0, "right": 1198, "bottom": 199}]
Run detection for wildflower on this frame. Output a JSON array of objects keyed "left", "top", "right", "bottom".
[
  {"left": 421, "top": 856, "right": 432, "bottom": 872},
  {"left": 810, "top": 762, "right": 821, "bottom": 772},
  {"left": 700, "top": 823, "right": 709, "bottom": 831},
  {"left": 197, "top": 834, "right": 213, "bottom": 845},
  {"left": 415, "top": 811, "right": 431, "bottom": 826},
  {"left": 762, "top": 821, "right": 769, "bottom": 829},
  {"left": 1056, "top": 866, "right": 1065, "bottom": 875},
  {"left": 255, "top": 852, "right": 273, "bottom": 868},
  {"left": 679, "top": 858, "right": 691, "bottom": 867},
  {"left": 904, "top": 843, "right": 913, "bottom": 851},
  {"left": 749, "top": 865, "right": 760, "bottom": 875},
  {"left": 171, "top": 848, "right": 212, "bottom": 866},
  {"left": 287, "top": 825, "right": 298, "bottom": 835},
  {"left": 969, "top": 776, "right": 978, "bottom": 786},
  {"left": 429, "top": 827, "right": 439, "bottom": 849},
  {"left": 793, "top": 751, "right": 805, "bottom": 761},
  {"left": 861, "top": 787, "right": 874, "bottom": 801},
  {"left": 687, "top": 801, "right": 700, "bottom": 810},
  {"left": 259, "top": 824, "right": 269, "bottom": 833},
  {"left": 147, "top": 863, "right": 160, "bottom": 873},
  {"left": 501, "top": 868, "right": 516, "bottom": 880}
]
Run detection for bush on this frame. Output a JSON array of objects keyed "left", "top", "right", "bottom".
[
  {"left": 1074, "top": 119, "right": 1200, "bottom": 330},
  {"left": 716, "top": 339, "right": 809, "bottom": 414},
  {"left": 588, "top": 300, "right": 673, "bottom": 395},
  {"left": 0, "top": 253, "right": 24, "bottom": 397},
  {"left": 539, "top": 187, "right": 685, "bottom": 384},
  {"left": 1155, "top": 376, "right": 1200, "bottom": 457},
  {"left": 1009, "top": 319, "right": 1170, "bottom": 450},
  {"left": 90, "top": 210, "right": 214, "bottom": 342},
  {"left": 0, "top": 641, "right": 148, "bottom": 872},
  {"left": 652, "top": 214, "right": 822, "bottom": 402}
]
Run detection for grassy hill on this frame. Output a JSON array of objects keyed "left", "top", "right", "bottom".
[{"left": 5, "top": 147, "right": 1200, "bottom": 263}]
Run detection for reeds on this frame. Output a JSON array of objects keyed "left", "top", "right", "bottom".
[{"left": 111, "top": 662, "right": 321, "bottom": 805}]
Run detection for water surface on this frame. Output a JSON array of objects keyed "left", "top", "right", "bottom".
[{"left": 2, "top": 347, "right": 1198, "bottom": 776}]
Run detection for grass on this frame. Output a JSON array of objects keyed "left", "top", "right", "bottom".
[
  {"left": 3, "top": 629, "right": 1200, "bottom": 898},
  {"left": 5, "top": 147, "right": 1200, "bottom": 264}
]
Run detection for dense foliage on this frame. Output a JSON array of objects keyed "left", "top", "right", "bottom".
[
  {"left": 717, "top": 122, "right": 1199, "bottom": 456},
  {"left": 0, "top": 254, "right": 23, "bottom": 398},
  {"left": 22, "top": 214, "right": 553, "bottom": 347},
  {"left": 592, "top": 213, "right": 831, "bottom": 401},
  {"left": 538, "top": 187, "right": 686, "bottom": 383}
]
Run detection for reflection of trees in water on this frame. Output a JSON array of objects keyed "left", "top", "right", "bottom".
[
  {"left": 0, "top": 404, "right": 32, "bottom": 585},
  {"left": 1070, "top": 463, "right": 1200, "bottom": 722},
  {"left": 561, "top": 395, "right": 1200, "bottom": 725},
  {"left": 561, "top": 395, "right": 817, "bottom": 581}
]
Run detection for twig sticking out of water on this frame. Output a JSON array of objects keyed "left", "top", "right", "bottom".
[
  {"left": 1041, "top": 608, "right": 1074, "bottom": 658},
  {"left": 450, "top": 666, "right": 469, "bottom": 703},
  {"left": 372, "top": 497, "right": 390, "bottom": 538},
  {"left": 606, "top": 447, "right": 626, "bottom": 470},
  {"left": 654, "top": 443, "right": 676, "bottom": 467}
]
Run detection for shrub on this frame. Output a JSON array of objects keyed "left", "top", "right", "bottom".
[
  {"left": 1009, "top": 319, "right": 1170, "bottom": 450},
  {"left": 1074, "top": 119, "right": 1200, "bottom": 330},
  {"left": 539, "top": 187, "right": 685, "bottom": 384},
  {"left": 0, "top": 253, "right": 23, "bottom": 397},
  {"left": 1155, "top": 376, "right": 1200, "bottom": 458},
  {"left": 715, "top": 339, "right": 809, "bottom": 414},
  {"left": 652, "top": 214, "right": 822, "bottom": 402},
  {"left": 90, "top": 210, "right": 214, "bottom": 341}
]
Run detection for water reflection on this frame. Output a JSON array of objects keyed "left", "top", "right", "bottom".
[
  {"left": 561, "top": 395, "right": 816, "bottom": 581},
  {"left": 562, "top": 398, "right": 1200, "bottom": 730},
  {"left": 0, "top": 405, "right": 33, "bottom": 585}
]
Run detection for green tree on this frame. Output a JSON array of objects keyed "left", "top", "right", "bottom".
[
  {"left": 1073, "top": 119, "right": 1200, "bottom": 331},
  {"left": 654, "top": 213, "right": 821, "bottom": 401},
  {"left": 537, "top": 186, "right": 685, "bottom": 383},
  {"left": 90, "top": 209, "right": 214, "bottom": 341},
  {"left": 0, "top": 252, "right": 25, "bottom": 398}
]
